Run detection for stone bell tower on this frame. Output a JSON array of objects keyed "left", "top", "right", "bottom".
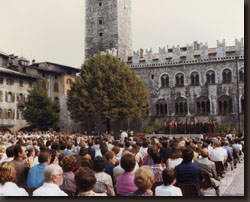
[{"left": 85, "top": 0, "right": 132, "bottom": 60}]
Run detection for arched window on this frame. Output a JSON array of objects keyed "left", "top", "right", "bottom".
[
  {"left": 55, "top": 97, "right": 59, "bottom": 102},
  {"left": 241, "top": 96, "right": 244, "bottom": 114},
  {"left": 239, "top": 69, "right": 244, "bottom": 81},
  {"left": 67, "top": 79, "right": 72, "bottom": 85},
  {"left": 156, "top": 99, "right": 168, "bottom": 116},
  {"left": 190, "top": 72, "right": 199, "bottom": 85},
  {"left": 54, "top": 82, "right": 59, "bottom": 92},
  {"left": 196, "top": 96, "right": 210, "bottom": 115},
  {"left": 42, "top": 80, "right": 46, "bottom": 89},
  {"left": 7, "top": 109, "right": 12, "bottom": 119},
  {"left": 175, "top": 97, "right": 187, "bottom": 115},
  {"left": 218, "top": 95, "right": 233, "bottom": 115},
  {"left": 7, "top": 92, "right": 12, "bottom": 102},
  {"left": 161, "top": 74, "right": 169, "bottom": 88},
  {"left": 0, "top": 108, "right": 2, "bottom": 119},
  {"left": 222, "top": 69, "right": 232, "bottom": 83},
  {"left": 0, "top": 91, "right": 2, "bottom": 102},
  {"left": 176, "top": 73, "right": 184, "bottom": 87},
  {"left": 206, "top": 71, "right": 215, "bottom": 84}
]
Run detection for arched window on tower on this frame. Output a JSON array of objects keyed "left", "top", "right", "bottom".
[
  {"left": 218, "top": 95, "right": 233, "bottom": 115},
  {"left": 175, "top": 97, "right": 187, "bottom": 115},
  {"left": 241, "top": 96, "right": 244, "bottom": 114},
  {"left": 161, "top": 74, "right": 169, "bottom": 88}
]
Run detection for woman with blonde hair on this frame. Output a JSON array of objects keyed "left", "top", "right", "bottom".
[
  {"left": 127, "top": 166, "right": 155, "bottom": 196},
  {"left": 0, "top": 162, "right": 28, "bottom": 196}
]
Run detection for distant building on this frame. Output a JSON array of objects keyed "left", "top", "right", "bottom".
[{"left": 0, "top": 51, "right": 80, "bottom": 133}]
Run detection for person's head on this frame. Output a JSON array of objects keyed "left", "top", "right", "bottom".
[
  {"left": 125, "top": 141, "right": 131, "bottom": 149},
  {"left": 93, "top": 156, "right": 106, "bottom": 173},
  {"left": 75, "top": 167, "right": 96, "bottom": 193},
  {"left": 162, "top": 167, "right": 176, "bottom": 186},
  {"left": 152, "top": 151, "right": 161, "bottom": 164},
  {"left": 201, "top": 148, "right": 209, "bottom": 158},
  {"left": 105, "top": 151, "right": 116, "bottom": 165},
  {"left": 0, "top": 162, "right": 16, "bottom": 185},
  {"left": 0, "top": 146, "right": 5, "bottom": 160},
  {"left": 66, "top": 143, "right": 72, "bottom": 150},
  {"left": 5, "top": 145, "right": 14, "bottom": 158},
  {"left": 112, "top": 146, "right": 120, "bottom": 155},
  {"left": 13, "top": 144, "right": 27, "bottom": 160},
  {"left": 38, "top": 151, "right": 51, "bottom": 164},
  {"left": 62, "top": 155, "right": 77, "bottom": 172},
  {"left": 182, "top": 148, "right": 194, "bottom": 163},
  {"left": 88, "top": 141, "right": 93, "bottom": 147},
  {"left": 134, "top": 166, "right": 155, "bottom": 191},
  {"left": 79, "top": 147, "right": 88, "bottom": 156},
  {"left": 121, "top": 153, "right": 136, "bottom": 172},
  {"left": 26, "top": 145, "right": 35, "bottom": 158},
  {"left": 170, "top": 147, "right": 182, "bottom": 159},
  {"left": 100, "top": 143, "right": 108, "bottom": 156},
  {"left": 44, "top": 164, "right": 64, "bottom": 185}
]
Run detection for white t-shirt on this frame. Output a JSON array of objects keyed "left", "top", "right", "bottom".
[
  {"left": 0, "top": 182, "right": 28, "bottom": 196},
  {"left": 121, "top": 131, "right": 128, "bottom": 139},
  {"left": 155, "top": 184, "right": 182, "bottom": 196},
  {"left": 210, "top": 147, "right": 227, "bottom": 162}
]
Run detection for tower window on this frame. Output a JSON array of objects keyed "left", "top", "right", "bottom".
[
  {"left": 99, "top": 20, "right": 103, "bottom": 25},
  {"left": 151, "top": 75, "right": 154, "bottom": 80},
  {"left": 99, "top": 2, "right": 102, "bottom": 6},
  {"left": 99, "top": 32, "right": 103, "bottom": 37}
]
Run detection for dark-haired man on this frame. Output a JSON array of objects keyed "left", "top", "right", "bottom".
[{"left": 175, "top": 148, "right": 204, "bottom": 196}]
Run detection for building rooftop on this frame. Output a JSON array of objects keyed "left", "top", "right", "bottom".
[{"left": 0, "top": 66, "right": 38, "bottom": 79}]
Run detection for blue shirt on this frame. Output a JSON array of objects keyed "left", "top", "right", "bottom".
[
  {"left": 175, "top": 161, "right": 204, "bottom": 196},
  {"left": 27, "top": 163, "right": 47, "bottom": 188},
  {"left": 61, "top": 150, "right": 75, "bottom": 159},
  {"left": 105, "top": 162, "right": 115, "bottom": 180}
]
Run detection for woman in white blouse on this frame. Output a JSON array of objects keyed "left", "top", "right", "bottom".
[
  {"left": 0, "top": 162, "right": 28, "bottom": 196},
  {"left": 167, "top": 147, "right": 183, "bottom": 168}
]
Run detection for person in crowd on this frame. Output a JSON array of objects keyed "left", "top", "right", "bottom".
[
  {"left": 175, "top": 148, "right": 204, "bottom": 196},
  {"left": 155, "top": 167, "right": 182, "bottom": 196},
  {"left": 149, "top": 151, "right": 166, "bottom": 182},
  {"left": 104, "top": 151, "right": 116, "bottom": 180},
  {"left": 115, "top": 153, "right": 137, "bottom": 196},
  {"left": 60, "top": 155, "right": 77, "bottom": 193},
  {"left": 11, "top": 144, "right": 31, "bottom": 188},
  {"left": 27, "top": 150, "right": 51, "bottom": 188},
  {"left": 139, "top": 140, "right": 149, "bottom": 159},
  {"left": 194, "top": 148, "right": 221, "bottom": 196},
  {"left": 127, "top": 166, "right": 155, "bottom": 196},
  {"left": 143, "top": 145, "right": 155, "bottom": 166},
  {"left": 0, "top": 162, "right": 28, "bottom": 196},
  {"left": 75, "top": 167, "right": 106, "bottom": 196},
  {"left": 32, "top": 164, "right": 67, "bottom": 196},
  {"left": 131, "top": 144, "right": 144, "bottom": 166},
  {"left": 0, "top": 146, "right": 6, "bottom": 163},
  {"left": 112, "top": 145, "right": 121, "bottom": 164},
  {"left": 87, "top": 140, "right": 96, "bottom": 160},
  {"left": 92, "top": 156, "right": 115, "bottom": 196},
  {"left": 167, "top": 147, "right": 183, "bottom": 168},
  {"left": 160, "top": 139, "right": 172, "bottom": 162},
  {"left": 1, "top": 145, "right": 14, "bottom": 163},
  {"left": 61, "top": 143, "right": 75, "bottom": 159}
]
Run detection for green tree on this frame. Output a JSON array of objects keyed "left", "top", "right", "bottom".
[
  {"left": 23, "top": 80, "right": 60, "bottom": 131},
  {"left": 67, "top": 53, "right": 149, "bottom": 132}
]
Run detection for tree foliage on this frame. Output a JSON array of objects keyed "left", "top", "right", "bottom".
[
  {"left": 23, "top": 80, "right": 60, "bottom": 131},
  {"left": 67, "top": 53, "right": 149, "bottom": 131}
]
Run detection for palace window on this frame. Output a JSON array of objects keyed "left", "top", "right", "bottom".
[
  {"left": 196, "top": 96, "right": 210, "bottom": 115},
  {"left": 0, "top": 109, "right": 2, "bottom": 119},
  {"left": 222, "top": 69, "right": 232, "bottom": 83},
  {"left": 239, "top": 69, "right": 244, "bottom": 81},
  {"left": 19, "top": 80, "right": 23, "bottom": 87},
  {"left": 218, "top": 95, "right": 233, "bottom": 115},
  {"left": 175, "top": 97, "right": 188, "bottom": 115},
  {"left": 0, "top": 78, "right": 3, "bottom": 84},
  {"left": 161, "top": 74, "right": 169, "bottom": 88},
  {"left": 190, "top": 72, "right": 199, "bottom": 85},
  {"left": 175, "top": 73, "right": 184, "bottom": 87},
  {"left": 206, "top": 71, "right": 216, "bottom": 84},
  {"left": 241, "top": 96, "right": 244, "bottom": 114},
  {"left": 7, "top": 78, "right": 14, "bottom": 85},
  {"left": 156, "top": 100, "right": 168, "bottom": 116}
]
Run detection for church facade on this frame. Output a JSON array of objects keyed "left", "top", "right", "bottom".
[{"left": 85, "top": 0, "right": 244, "bottom": 132}]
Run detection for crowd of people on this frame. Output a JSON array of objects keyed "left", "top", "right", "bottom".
[{"left": 0, "top": 130, "right": 244, "bottom": 196}]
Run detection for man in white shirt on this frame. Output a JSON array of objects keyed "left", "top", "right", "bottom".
[
  {"left": 210, "top": 141, "right": 227, "bottom": 163},
  {"left": 121, "top": 130, "right": 128, "bottom": 139},
  {"left": 32, "top": 164, "right": 67, "bottom": 196}
]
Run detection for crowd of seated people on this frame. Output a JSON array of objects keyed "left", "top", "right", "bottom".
[{"left": 0, "top": 130, "right": 244, "bottom": 196}]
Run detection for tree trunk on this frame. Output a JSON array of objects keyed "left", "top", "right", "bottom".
[{"left": 107, "top": 118, "right": 111, "bottom": 133}]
